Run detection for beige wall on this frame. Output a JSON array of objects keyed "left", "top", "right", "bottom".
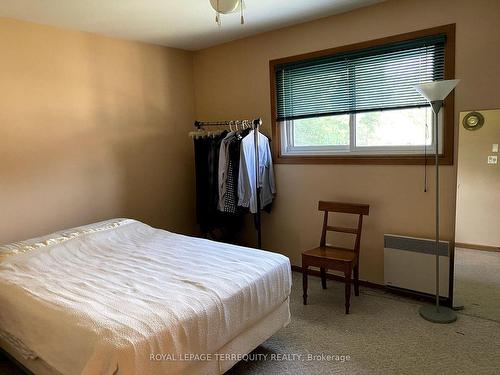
[
  {"left": 0, "top": 18, "right": 196, "bottom": 244},
  {"left": 193, "top": 0, "right": 500, "bottom": 283},
  {"left": 456, "top": 109, "right": 500, "bottom": 247}
]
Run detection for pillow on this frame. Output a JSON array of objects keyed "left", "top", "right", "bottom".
[{"left": 0, "top": 218, "right": 133, "bottom": 262}]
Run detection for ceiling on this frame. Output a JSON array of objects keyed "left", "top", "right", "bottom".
[{"left": 0, "top": 0, "right": 384, "bottom": 51}]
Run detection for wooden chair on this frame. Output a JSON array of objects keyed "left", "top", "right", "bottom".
[{"left": 302, "top": 201, "right": 370, "bottom": 314}]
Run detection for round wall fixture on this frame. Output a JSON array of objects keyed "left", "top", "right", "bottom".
[{"left": 462, "top": 111, "right": 484, "bottom": 131}]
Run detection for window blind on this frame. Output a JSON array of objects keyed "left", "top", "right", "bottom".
[{"left": 275, "top": 34, "right": 446, "bottom": 121}]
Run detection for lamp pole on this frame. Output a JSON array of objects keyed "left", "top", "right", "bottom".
[
  {"left": 432, "top": 101, "right": 442, "bottom": 312},
  {"left": 418, "top": 99, "right": 457, "bottom": 323},
  {"left": 414, "top": 79, "right": 460, "bottom": 323}
]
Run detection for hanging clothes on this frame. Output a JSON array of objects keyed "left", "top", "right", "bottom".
[
  {"left": 210, "top": 131, "right": 228, "bottom": 212},
  {"left": 223, "top": 136, "right": 243, "bottom": 213},
  {"left": 218, "top": 129, "right": 251, "bottom": 214},
  {"left": 194, "top": 136, "right": 211, "bottom": 232},
  {"left": 218, "top": 131, "right": 236, "bottom": 211},
  {"left": 238, "top": 130, "right": 276, "bottom": 214},
  {"left": 192, "top": 121, "right": 274, "bottom": 248},
  {"left": 194, "top": 131, "right": 228, "bottom": 232}
]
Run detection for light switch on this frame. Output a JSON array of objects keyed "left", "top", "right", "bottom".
[
  {"left": 493, "top": 144, "right": 499, "bottom": 153},
  {"left": 488, "top": 155, "right": 498, "bottom": 165}
]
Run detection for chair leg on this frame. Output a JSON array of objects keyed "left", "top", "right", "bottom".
[
  {"left": 344, "top": 267, "right": 352, "bottom": 314},
  {"left": 302, "top": 265, "right": 309, "bottom": 305},
  {"left": 354, "top": 264, "right": 359, "bottom": 297},
  {"left": 320, "top": 267, "right": 327, "bottom": 289}
]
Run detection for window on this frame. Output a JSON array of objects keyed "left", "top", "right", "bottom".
[
  {"left": 270, "top": 25, "right": 455, "bottom": 164},
  {"left": 282, "top": 107, "right": 440, "bottom": 156}
]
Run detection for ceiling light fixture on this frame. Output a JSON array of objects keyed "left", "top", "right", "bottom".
[{"left": 209, "top": 0, "right": 245, "bottom": 26}]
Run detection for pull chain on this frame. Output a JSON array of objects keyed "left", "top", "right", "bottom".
[
  {"left": 424, "top": 106, "right": 428, "bottom": 192},
  {"left": 215, "top": 0, "right": 221, "bottom": 27},
  {"left": 420, "top": 43, "right": 428, "bottom": 193},
  {"left": 240, "top": 0, "right": 245, "bottom": 24}
]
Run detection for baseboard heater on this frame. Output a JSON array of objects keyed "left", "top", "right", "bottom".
[{"left": 384, "top": 234, "right": 451, "bottom": 299}]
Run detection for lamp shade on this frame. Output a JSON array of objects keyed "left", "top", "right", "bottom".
[{"left": 414, "top": 79, "right": 460, "bottom": 102}]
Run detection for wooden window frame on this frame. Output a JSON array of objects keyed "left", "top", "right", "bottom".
[{"left": 269, "top": 24, "right": 456, "bottom": 165}]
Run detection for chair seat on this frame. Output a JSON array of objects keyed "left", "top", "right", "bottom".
[{"left": 303, "top": 245, "right": 357, "bottom": 263}]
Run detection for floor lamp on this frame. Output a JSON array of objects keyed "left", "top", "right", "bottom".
[{"left": 414, "top": 79, "right": 460, "bottom": 324}]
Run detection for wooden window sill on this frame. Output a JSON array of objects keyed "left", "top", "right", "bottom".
[{"left": 274, "top": 154, "right": 453, "bottom": 165}]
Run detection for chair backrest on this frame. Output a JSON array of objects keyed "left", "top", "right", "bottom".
[{"left": 318, "top": 201, "right": 370, "bottom": 255}]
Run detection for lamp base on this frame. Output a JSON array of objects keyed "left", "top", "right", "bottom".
[{"left": 419, "top": 305, "right": 457, "bottom": 324}]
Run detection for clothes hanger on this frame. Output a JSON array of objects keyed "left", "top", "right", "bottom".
[{"left": 188, "top": 128, "right": 207, "bottom": 139}]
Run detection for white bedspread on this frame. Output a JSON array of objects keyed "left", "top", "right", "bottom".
[{"left": 0, "top": 219, "right": 291, "bottom": 375}]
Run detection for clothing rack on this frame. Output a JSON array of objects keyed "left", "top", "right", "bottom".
[{"left": 194, "top": 118, "right": 263, "bottom": 249}]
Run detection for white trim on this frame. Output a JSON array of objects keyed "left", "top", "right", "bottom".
[{"left": 280, "top": 109, "right": 443, "bottom": 157}]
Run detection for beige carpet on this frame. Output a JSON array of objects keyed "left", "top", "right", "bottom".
[
  {"left": 454, "top": 247, "right": 500, "bottom": 322},
  {"left": 227, "top": 272, "right": 500, "bottom": 375},
  {"left": 1, "top": 271, "right": 499, "bottom": 374}
]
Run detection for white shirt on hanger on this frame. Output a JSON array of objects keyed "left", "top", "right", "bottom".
[{"left": 238, "top": 130, "right": 276, "bottom": 213}]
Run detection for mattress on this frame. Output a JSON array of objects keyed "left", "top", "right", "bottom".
[
  {"left": 0, "top": 219, "right": 292, "bottom": 375},
  {"left": 1, "top": 299, "right": 290, "bottom": 375}
]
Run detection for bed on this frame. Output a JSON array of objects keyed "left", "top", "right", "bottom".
[{"left": 0, "top": 219, "right": 292, "bottom": 375}]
